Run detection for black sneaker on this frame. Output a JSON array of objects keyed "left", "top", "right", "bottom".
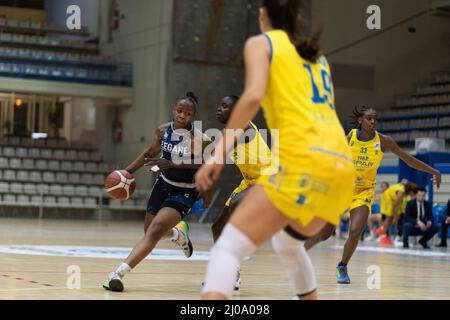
[
  {"left": 103, "top": 272, "right": 124, "bottom": 292},
  {"left": 418, "top": 239, "right": 430, "bottom": 249}
]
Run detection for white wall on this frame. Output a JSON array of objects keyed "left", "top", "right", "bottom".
[
  {"left": 112, "top": 0, "right": 173, "bottom": 188},
  {"left": 63, "top": 97, "right": 117, "bottom": 162},
  {"left": 94, "top": 99, "right": 116, "bottom": 162},
  {"left": 64, "top": 97, "right": 96, "bottom": 142}
]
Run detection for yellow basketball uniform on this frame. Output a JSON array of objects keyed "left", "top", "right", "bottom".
[
  {"left": 225, "top": 122, "right": 272, "bottom": 206},
  {"left": 380, "top": 183, "right": 405, "bottom": 216},
  {"left": 257, "top": 30, "right": 356, "bottom": 226},
  {"left": 348, "top": 129, "right": 384, "bottom": 213}
]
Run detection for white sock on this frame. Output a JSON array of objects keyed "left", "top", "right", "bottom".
[
  {"left": 115, "top": 263, "right": 131, "bottom": 278},
  {"left": 236, "top": 268, "right": 241, "bottom": 281},
  {"left": 169, "top": 228, "right": 179, "bottom": 241}
]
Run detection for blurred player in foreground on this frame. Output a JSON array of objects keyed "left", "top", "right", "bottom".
[{"left": 196, "top": 0, "right": 355, "bottom": 300}]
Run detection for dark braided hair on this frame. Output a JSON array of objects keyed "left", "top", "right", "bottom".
[
  {"left": 405, "top": 181, "right": 418, "bottom": 195},
  {"left": 178, "top": 91, "right": 198, "bottom": 113},
  {"left": 261, "top": 0, "right": 322, "bottom": 62},
  {"left": 351, "top": 106, "right": 376, "bottom": 129}
]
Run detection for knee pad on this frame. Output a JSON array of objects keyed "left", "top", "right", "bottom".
[
  {"left": 212, "top": 224, "right": 256, "bottom": 259},
  {"left": 203, "top": 224, "right": 256, "bottom": 297},
  {"left": 272, "top": 230, "right": 317, "bottom": 297}
]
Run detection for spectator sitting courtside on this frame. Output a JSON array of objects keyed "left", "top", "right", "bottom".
[
  {"left": 436, "top": 199, "right": 450, "bottom": 248},
  {"left": 402, "top": 187, "right": 438, "bottom": 249}
]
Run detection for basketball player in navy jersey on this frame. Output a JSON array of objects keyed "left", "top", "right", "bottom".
[{"left": 103, "top": 92, "right": 211, "bottom": 292}]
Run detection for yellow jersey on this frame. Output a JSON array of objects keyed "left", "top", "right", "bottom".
[
  {"left": 260, "top": 30, "right": 352, "bottom": 171},
  {"left": 257, "top": 30, "right": 355, "bottom": 226},
  {"left": 384, "top": 184, "right": 405, "bottom": 201},
  {"left": 380, "top": 183, "right": 406, "bottom": 216},
  {"left": 229, "top": 122, "right": 272, "bottom": 187},
  {"left": 349, "top": 129, "right": 384, "bottom": 190}
]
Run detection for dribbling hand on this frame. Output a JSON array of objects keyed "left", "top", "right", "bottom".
[{"left": 144, "top": 158, "right": 173, "bottom": 171}]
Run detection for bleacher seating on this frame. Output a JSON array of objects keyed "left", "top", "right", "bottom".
[
  {"left": 0, "top": 139, "right": 148, "bottom": 212},
  {"left": 0, "top": 47, "right": 117, "bottom": 67},
  {"left": 0, "top": 16, "right": 133, "bottom": 87},
  {"left": 0, "top": 60, "right": 132, "bottom": 86},
  {"left": 0, "top": 17, "right": 89, "bottom": 35},
  {"left": 0, "top": 140, "right": 111, "bottom": 210},
  {"left": 376, "top": 70, "right": 450, "bottom": 146}
]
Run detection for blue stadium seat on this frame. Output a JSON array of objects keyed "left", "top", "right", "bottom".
[
  {"left": 433, "top": 205, "right": 449, "bottom": 238},
  {"left": 371, "top": 203, "right": 381, "bottom": 214}
]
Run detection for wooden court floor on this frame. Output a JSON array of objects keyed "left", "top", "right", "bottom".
[{"left": 0, "top": 218, "right": 449, "bottom": 300}]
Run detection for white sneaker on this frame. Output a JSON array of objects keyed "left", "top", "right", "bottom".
[
  {"left": 394, "top": 236, "right": 403, "bottom": 247},
  {"left": 234, "top": 276, "right": 241, "bottom": 291},
  {"left": 103, "top": 272, "right": 124, "bottom": 292},
  {"left": 172, "top": 223, "right": 193, "bottom": 258}
]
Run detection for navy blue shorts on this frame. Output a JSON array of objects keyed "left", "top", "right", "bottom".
[{"left": 146, "top": 177, "right": 199, "bottom": 218}]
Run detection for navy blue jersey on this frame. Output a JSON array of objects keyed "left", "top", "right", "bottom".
[{"left": 160, "top": 122, "right": 199, "bottom": 184}]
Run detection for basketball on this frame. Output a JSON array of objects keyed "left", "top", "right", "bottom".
[{"left": 105, "top": 170, "right": 136, "bottom": 200}]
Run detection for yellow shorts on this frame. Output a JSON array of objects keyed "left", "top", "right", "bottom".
[
  {"left": 350, "top": 188, "right": 375, "bottom": 214},
  {"left": 225, "top": 180, "right": 250, "bottom": 207},
  {"left": 380, "top": 194, "right": 407, "bottom": 217},
  {"left": 257, "top": 159, "right": 355, "bottom": 226},
  {"left": 380, "top": 192, "right": 394, "bottom": 216}
]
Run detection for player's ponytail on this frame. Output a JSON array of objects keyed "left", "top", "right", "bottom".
[
  {"left": 178, "top": 91, "right": 199, "bottom": 113},
  {"left": 261, "top": 0, "right": 322, "bottom": 62},
  {"left": 405, "top": 181, "right": 418, "bottom": 195},
  {"left": 185, "top": 92, "right": 199, "bottom": 105},
  {"left": 295, "top": 29, "right": 322, "bottom": 63}
]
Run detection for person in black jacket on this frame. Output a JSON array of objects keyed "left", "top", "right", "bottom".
[
  {"left": 437, "top": 199, "right": 450, "bottom": 248},
  {"left": 402, "top": 187, "right": 438, "bottom": 249}
]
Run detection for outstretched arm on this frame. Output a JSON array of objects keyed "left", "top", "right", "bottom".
[
  {"left": 125, "top": 124, "right": 168, "bottom": 174},
  {"left": 380, "top": 134, "right": 441, "bottom": 189}
]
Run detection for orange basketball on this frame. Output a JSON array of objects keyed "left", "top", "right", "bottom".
[{"left": 105, "top": 170, "right": 136, "bottom": 200}]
